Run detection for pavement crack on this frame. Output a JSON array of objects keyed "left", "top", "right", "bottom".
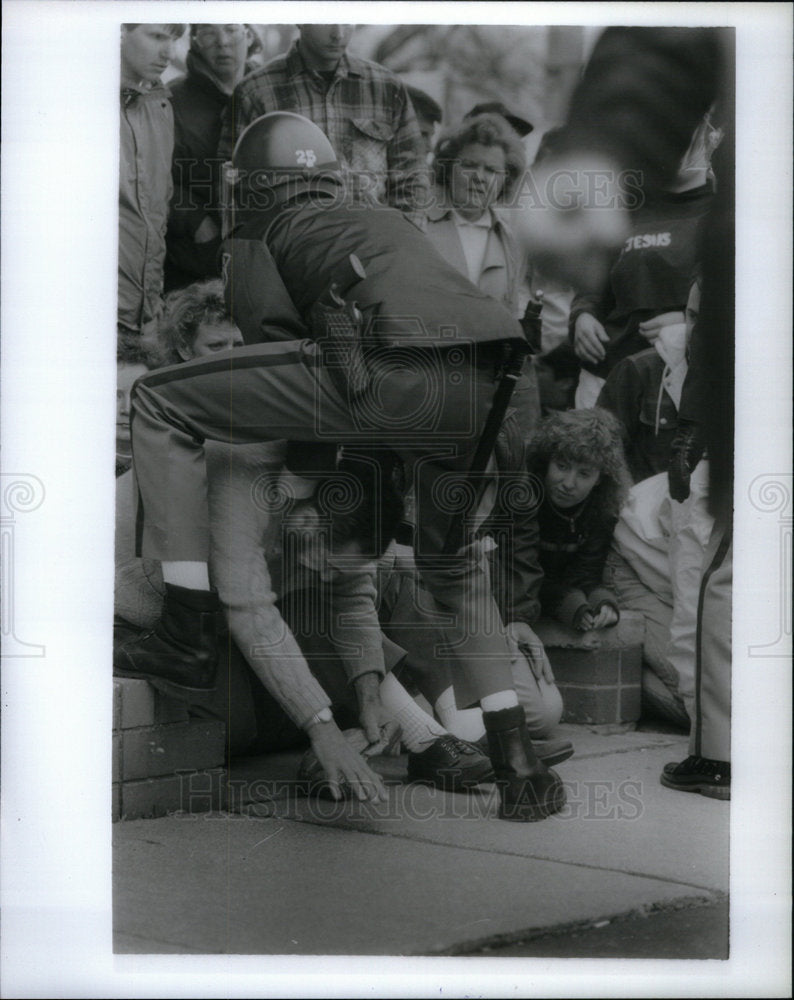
[{"left": 273, "top": 813, "right": 722, "bottom": 895}]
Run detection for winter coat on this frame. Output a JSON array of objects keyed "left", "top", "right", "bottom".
[
  {"left": 118, "top": 82, "right": 173, "bottom": 334},
  {"left": 536, "top": 493, "right": 620, "bottom": 629},
  {"left": 597, "top": 347, "right": 679, "bottom": 483},
  {"left": 225, "top": 195, "right": 525, "bottom": 350}
]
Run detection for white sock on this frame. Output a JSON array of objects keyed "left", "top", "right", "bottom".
[
  {"left": 161, "top": 561, "right": 211, "bottom": 591},
  {"left": 379, "top": 673, "right": 447, "bottom": 753},
  {"left": 480, "top": 690, "right": 519, "bottom": 713},
  {"left": 433, "top": 687, "right": 486, "bottom": 742}
]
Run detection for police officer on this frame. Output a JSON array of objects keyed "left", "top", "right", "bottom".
[{"left": 121, "top": 113, "right": 563, "bottom": 821}]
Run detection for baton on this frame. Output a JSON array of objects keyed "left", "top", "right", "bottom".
[{"left": 442, "top": 339, "right": 531, "bottom": 556}]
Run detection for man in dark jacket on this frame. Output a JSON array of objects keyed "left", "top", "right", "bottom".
[{"left": 165, "top": 24, "right": 257, "bottom": 290}]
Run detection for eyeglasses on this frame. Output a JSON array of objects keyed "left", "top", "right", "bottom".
[{"left": 193, "top": 25, "right": 247, "bottom": 46}]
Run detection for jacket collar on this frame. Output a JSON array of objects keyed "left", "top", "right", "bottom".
[
  {"left": 427, "top": 187, "right": 507, "bottom": 231},
  {"left": 120, "top": 77, "right": 170, "bottom": 106},
  {"left": 286, "top": 39, "right": 364, "bottom": 81},
  {"left": 185, "top": 49, "right": 232, "bottom": 98}
]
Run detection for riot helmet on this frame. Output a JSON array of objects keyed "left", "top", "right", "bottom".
[{"left": 229, "top": 111, "right": 343, "bottom": 212}]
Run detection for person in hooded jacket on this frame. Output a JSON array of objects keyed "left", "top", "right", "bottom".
[{"left": 165, "top": 24, "right": 260, "bottom": 290}]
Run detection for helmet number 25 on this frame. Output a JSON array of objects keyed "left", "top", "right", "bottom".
[{"left": 296, "top": 149, "right": 317, "bottom": 168}]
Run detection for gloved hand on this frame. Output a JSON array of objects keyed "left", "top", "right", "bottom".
[{"left": 668, "top": 419, "right": 705, "bottom": 502}]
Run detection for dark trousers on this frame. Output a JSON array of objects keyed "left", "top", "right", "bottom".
[{"left": 131, "top": 340, "right": 516, "bottom": 703}]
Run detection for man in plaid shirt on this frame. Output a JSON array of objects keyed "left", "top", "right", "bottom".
[{"left": 218, "top": 24, "right": 429, "bottom": 228}]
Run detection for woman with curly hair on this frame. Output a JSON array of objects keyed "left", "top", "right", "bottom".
[
  {"left": 158, "top": 278, "right": 243, "bottom": 364},
  {"left": 428, "top": 113, "right": 541, "bottom": 439},
  {"left": 527, "top": 407, "right": 632, "bottom": 632}
]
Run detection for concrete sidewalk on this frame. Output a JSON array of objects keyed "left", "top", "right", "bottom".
[{"left": 113, "top": 724, "right": 729, "bottom": 956}]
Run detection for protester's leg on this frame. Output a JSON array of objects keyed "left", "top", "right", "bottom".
[
  {"left": 603, "top": 548, "right": 688, "bottom": 725},
  {"left": 661, "top": 518, "right": 732, "bottom": 799},
  {"left": 667, "top": 460, "right": 714, "bottom": 716},
  {"left": 690, "top": 524, "right": 732, "bottom": 762}
]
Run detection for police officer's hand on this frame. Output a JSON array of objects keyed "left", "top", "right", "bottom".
[
  {"left": 306, "top": 717, "right": 388, "bottom": 802},
  {"left": 573, "top": 313, "right": 610, "bottom": 365},
  {"left": 668, "top": 420, "right": 705, "bottom": 503},
  {"left": 507, "top": 621, "right": 555, "bottom": 685}
]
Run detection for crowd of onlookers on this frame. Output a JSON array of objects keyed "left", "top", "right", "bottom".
[{"left": 116, "top": 23, "right": 730, "bottom": 804}]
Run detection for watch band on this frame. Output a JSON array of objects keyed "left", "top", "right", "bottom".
[{"left": 307, "top": 707, "right": 333, "bottom": 728}]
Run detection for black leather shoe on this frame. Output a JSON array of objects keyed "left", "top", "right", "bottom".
[
  {"left": 660, "top": 755, "right": 730, "bottom": 800},
  {"left": 483, "top": 705, "right": 566, "bottom": 822},
  {"left": 407, "top": 734, "right": 495, "bottom": 791},
  {"left": 474, "top": 733, "right": 574, "bottom": 768},
  {"left": 113, "top": 583, "right": 220, "bottom": 692}
]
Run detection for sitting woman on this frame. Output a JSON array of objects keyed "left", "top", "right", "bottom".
[{"left": 526, "top": 408, "right": 631, "bottom": 634}]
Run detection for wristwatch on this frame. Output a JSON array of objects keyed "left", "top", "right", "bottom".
[{"left": 307, "top": 707, "right": 333, "bottom": 728}]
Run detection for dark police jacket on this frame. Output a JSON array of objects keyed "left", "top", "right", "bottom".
[{"left": 222, "top": 191, "right": 525, "bottom": 350}]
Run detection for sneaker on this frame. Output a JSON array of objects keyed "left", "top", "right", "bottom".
[
  {"left": 474, "top": 733, "right": 575, "bottom": 768},
  {"left": 660, "top": 755, "right": 730, "bottom": 800},
  {"left": 407, "top": 734, "right": 494, "bottom": 792}
]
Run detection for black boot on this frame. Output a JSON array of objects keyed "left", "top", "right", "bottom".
[
  {"left": 113, "top": 584, "right": 220, "bottom": 692},
  {"left": 483, "top": 704, "right": 566, "bottom": 822}
]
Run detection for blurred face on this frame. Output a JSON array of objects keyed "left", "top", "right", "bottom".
[
  {"left": 192, "top": 24, "right": 250, "bottom": 86},
  {"left": 514, "top": 152, "right": 631, "bottom": 295},
  {"left": 449, "top": 142, "right": 507, "bottom": 220},
  {"left": 121, "top": 25, "right": 177, "bottom": 86},
  {"left": 297, "top": 25, "right": 354, "bottom": 71},
  {"left": 684, "top": 282, "right": 701, "bottom": 345},
  {"left": 179, "top": 321, "right": 243, "bottom": 360},
  {"left": 116, "top": 362, "right": 148, "bottom": 454},
  {"left": 544, "top": 455, "right": 601, "bottom": 509}
]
